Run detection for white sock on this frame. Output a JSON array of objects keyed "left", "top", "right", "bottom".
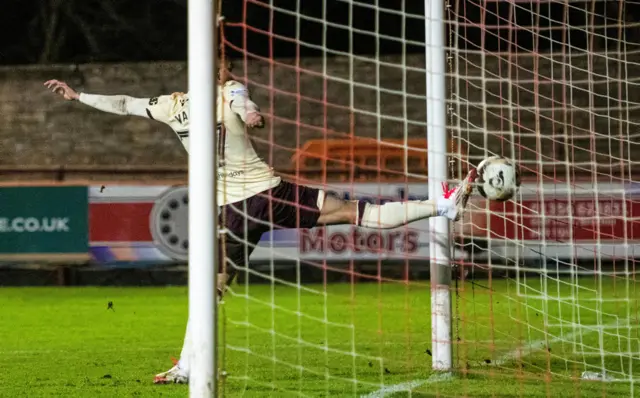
[
  {"left": 176, "top": 283, "right": 225, "bottom": 377},
  {"left": 177, "top": 320, "right": 192, "bottom": 375},
  {"left": 359, "top": 197, "right": 452, "bottom": 229}
]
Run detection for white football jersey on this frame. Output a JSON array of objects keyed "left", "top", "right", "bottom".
[{"left": 146, "top": 81, "right": 281, "bottom": 205}]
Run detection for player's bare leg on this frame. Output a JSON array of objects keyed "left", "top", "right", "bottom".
[{"left": 317, "top": 169, "right": 477, "bottom": 227}]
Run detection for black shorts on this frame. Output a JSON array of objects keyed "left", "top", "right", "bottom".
[{"left": 218, "top": 181, "right": 321, "bottom": 277}]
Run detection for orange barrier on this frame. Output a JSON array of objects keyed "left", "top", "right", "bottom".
[{"left": 290, "top": 138, "right": 464, "bottom": 182}]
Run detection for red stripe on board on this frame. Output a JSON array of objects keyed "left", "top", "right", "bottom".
[
  {"left": 482, "top": 198, "right": 640, "bottom": 242},
  {"left": 90, "top": 203, "right": 154, "bottom": 242}
]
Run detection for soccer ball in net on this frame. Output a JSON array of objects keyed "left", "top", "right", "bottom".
[{"left": 475, "top": 156, "right": 521, "bottom": 202}]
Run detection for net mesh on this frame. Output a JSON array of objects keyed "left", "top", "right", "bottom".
[
  {"left": 217, "top": 0, "right": 640, "bottom": 396},
  {"left": 451, "top": 0, "right": 640, "bottom": 388}
]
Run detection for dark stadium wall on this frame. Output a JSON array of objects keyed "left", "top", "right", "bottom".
[{"left": 0, "top": 54, "right": 636, "bottom": 175}]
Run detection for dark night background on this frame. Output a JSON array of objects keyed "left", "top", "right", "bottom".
[{"left": 0, "top": 0, "right": 638, "bottom": 65}]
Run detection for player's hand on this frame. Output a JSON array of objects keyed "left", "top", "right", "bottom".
[
  {"left": 44, "top": 79, "right": 80, "bottom": 101},
  {"left": 245, "top": 112, "right": 265, "bottom": 128}
]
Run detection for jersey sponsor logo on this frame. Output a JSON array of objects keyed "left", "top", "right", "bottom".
[{"left": 217, "top": 170, "right": 244, "bottom": 179}]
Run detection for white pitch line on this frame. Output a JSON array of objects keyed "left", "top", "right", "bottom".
[
  {"left": 360, "top": 326, "right": 595, "bottom": 398},
  {"left": 360, "top": 372, "right": 453, "bottom": 398},
  {"left": 492, "top": 328, "right": 583, "bottom": 367}
]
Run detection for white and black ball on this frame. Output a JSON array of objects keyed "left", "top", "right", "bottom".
[{"left": 476, "top": 156, "right": 521, "bottom": 201}]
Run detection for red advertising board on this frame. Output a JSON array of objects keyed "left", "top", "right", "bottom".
[
  {"left": 473, "top": 197, "right": 640, "bottom": 243},
  {"left": 88, "top": 182, "right": 640, "bottom": 265}
]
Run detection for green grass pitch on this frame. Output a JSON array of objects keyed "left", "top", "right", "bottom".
[{"left": 0, "top": 277, "right": 639, "bottom": 397}]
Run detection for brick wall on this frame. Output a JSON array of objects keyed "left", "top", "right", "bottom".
[{"left": 1, "top": 52, "right": 637, "bottom": 177}]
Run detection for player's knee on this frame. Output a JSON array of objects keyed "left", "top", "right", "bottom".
[
  {"left": 340, "top": 200, "right": 359, "bottom": 224},
  {"left": 317, "top": 199, "right": 358, "bottom": 225}
]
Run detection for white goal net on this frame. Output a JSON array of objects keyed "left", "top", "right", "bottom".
[{"left": 216, "top": 0, "right": 640, "bottom": 396}]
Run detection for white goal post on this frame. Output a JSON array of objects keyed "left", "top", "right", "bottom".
[
  {"left": 425, "top": 0, "right": 454, "bottom": 372},
  {"left": 188, "top": 0, "right": 218, "bottom": 396}
]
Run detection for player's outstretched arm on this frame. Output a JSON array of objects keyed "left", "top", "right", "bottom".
[
  {"left": 225, "top": 82, "right": 265, "bottom": 128},
  {"left": 44, "top": 79, "right": 151, "bottom": 118}
]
